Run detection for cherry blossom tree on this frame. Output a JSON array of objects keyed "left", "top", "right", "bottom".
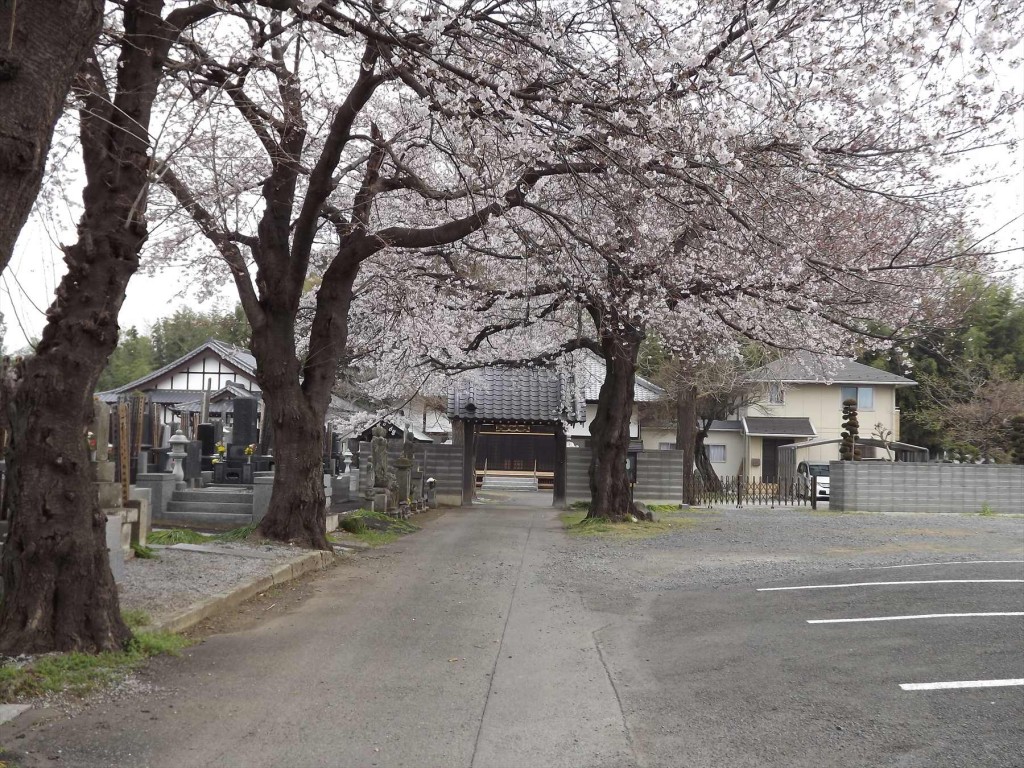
[
  {"left": 149, "top": 0, "right": 664, "bottom": 546},
  {"left": 0, "top": 0, "right": 104, "bottom": 272},
  {"left": 0, "top": 0, "right": 223, "bottom": 655},
  {"left": 402, "top": 0, "right": 1021, "bottom": 520}
]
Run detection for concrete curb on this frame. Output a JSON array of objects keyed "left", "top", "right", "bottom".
[{"left": 152, "top": 550, "right": 336, "bottom": 635}]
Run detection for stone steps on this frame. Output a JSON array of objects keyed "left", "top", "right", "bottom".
[
  {"left": 480, "top": 475, "right": 539, "bottom": 491},
  {"left": 156, "top": 509, "right": 254, "bottom": 530},
  {"left": 156, "top": 487, "right": 255, "bottom": 530},
  {"left": 173, "top": 489, "right": 253, "bottom": 505},
  {"left": 166, "top": 500, "right": 254, "bottom": 515}
]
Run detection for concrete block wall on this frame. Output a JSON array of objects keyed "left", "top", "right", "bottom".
[
  {"left": 831, "top": 462, "right": 1024, "bottom": 514},
  {"left": 565, "top": 448, "right": 591, "bottom": 503},
  {"left": 636, "top": 450, "right": 685, "bottom": 503},
  {"left": 421, "top": 445, "right": 463, "bottom": 507},
  {"left": 566, "top": 447, "right": 684, "bottom": 505}
]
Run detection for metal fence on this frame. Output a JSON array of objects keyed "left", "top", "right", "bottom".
[{"left": 686, "top": 475, "right": 814, "bottom": 508}]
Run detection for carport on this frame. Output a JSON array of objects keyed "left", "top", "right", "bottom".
[{"left": 777, "top": 437, "right": 929, "bottom": 480}]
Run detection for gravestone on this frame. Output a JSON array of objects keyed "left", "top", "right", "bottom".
[
  {"left": 185, "top": 441, "right": 202, "bottom": 486},
  {"left": 232, "top": 397, "right": 259, "bottom": 447},
  {"left": 197, "top": 423, "right": 216, "bottom": 456},
  {"left": 197, "top": 423, "right": 216, "bottom": 471}
]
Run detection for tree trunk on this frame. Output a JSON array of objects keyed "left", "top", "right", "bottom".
[
  {"left": 0, "top": 0, "right": 103, "bottom": 271},
  {"left": 0, "top": 237, "right": 139, "bottom": 654},
  {"left": 0, "top": 0, "right": 206, "bottom": 653},
  {"left": 677, "top": 385, "right": 697, "bottom": 504},
  {"left": 252, "top": 317, "right": 330, "bottom": 551},
  {"left": 587, "top": 329, "right": 642, "bottom": 521},
  {"left": 694, "top": 426, "right": 722, "bottom": 491}
]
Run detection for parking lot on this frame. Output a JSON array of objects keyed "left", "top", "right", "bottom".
[{"left": 562, "top": 510, "right": 1024, "bottom": 768}]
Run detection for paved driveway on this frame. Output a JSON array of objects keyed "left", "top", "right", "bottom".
[
  {"left": 2, "top": 505, "right": 1021, "bottom": 767},
  {"left": 598, "top": 561, "right": 1023, "bottom": 768}
]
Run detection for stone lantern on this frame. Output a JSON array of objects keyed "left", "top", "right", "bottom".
[{"left": 168, "top": 428, "right": 189, "bottom": 488}]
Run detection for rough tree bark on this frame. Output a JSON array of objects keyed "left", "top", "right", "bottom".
[
  {"left": 0, "top": 0, "right": 214, "bottom": 654},
  {"left": 587, "top": 326, "right": 643, "bottom": 521},
  {"left": 252, "top": 257, "right": 360, "bottom": 550},
  {"left": 676, "top": 384, "right": 697, "bottom": 504},
  {"left": 693, "top": 423, "right": 722, "bottom": 491},
  {"left": 0, "top": 0, "right": 103, "bottom": 271}
]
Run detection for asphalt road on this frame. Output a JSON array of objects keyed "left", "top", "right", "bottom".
[
  {"left": 597, "top": 561, "right": 1024, "bottom": 768},
  {"left": 2, "top": 502, "right": 1022, "bottom": 767}
]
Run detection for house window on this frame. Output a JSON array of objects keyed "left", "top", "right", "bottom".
[
  {"left": 767, "top": 382, "right": 785, "bottom": 404},
  {"left": 840, "top": 386, "right": 874, "bottom": 411},
  {"left": 658, "top": 442, "right": 677, "bottom": 450},
  {"left": 705, "top": 444, "right": 726, "bottom": 463}
]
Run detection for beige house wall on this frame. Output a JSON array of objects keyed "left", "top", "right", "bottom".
[
  {"left": 751, "top": 383, "right": 900, "bottom": 441},
  {"left": 746, "top": 382, "right": 903, "bottom": 467},
  {"left": 641, "top": 427, "right": 745, "bottom": 478}
]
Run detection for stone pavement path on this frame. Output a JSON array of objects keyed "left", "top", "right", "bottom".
[{"left": 2, "top": 505, "right": 636, "bottom": 768}]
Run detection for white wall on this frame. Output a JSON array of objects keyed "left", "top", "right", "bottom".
[{"left": 148, "top": 352, "right": 259, "bottom": 393}]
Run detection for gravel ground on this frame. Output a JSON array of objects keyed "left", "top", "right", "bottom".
[
  {"left": 541, "top": 506, "right": 1024, "bottom": 603},
  {"left": 119, "top": 541, "right": 304, "bottom": 623}
]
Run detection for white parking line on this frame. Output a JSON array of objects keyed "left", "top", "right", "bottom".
[
  {"left": 900, "top": 679, "right": 1024, "bottom": 691},
  {"left": 807, "top": 612, "right": 1024, "bottom": 624},
  {"left": 850, "top": 561, "right": 1024, "bottom": 570},
  {"left": 757, "top": 579, "right": 1023, "bottom": 592}
]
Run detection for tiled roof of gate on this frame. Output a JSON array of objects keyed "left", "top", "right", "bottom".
[
  {"left": 447, "top": 367, "right": 584, "bottom": 424},
  {"left": 743, "top": 416, "right": 816, "bottom": 437}
]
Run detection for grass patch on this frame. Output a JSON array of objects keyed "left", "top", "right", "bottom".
[
  {"left": 645, "top": 503, "right": 682, "bottom": 513},
  {"left": 977, "top": 503, "right": 996, "bottom": 516},
  {"left": 121, "top": 609, "right": 151, "bottom": 630},
  {"left": 559, "top": 508, "right": 705, "bottom": 540},
  {"left": 338, "top": 516, "right": 368, "bottom": 535},
  {"left": 330, "top": 509, "right": 419, "bottom": 547},
  {"left": 148, "top": 528, "right": 209, "bottom": 545},
  {"left": 215, "top": 523, "right": 258, "bottom": 542},
  {"left": 131, "top": 542, "right": 158, "bottom": 559},
  {"left": 0, "top": 627, "right": 191, "bottom": 704},
  {"left": 148, "top": 525, "right": 257, "bottom": 545}
]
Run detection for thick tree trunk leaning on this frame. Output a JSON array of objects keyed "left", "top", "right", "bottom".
[
  {"left": 0, "top": 0, "right": 103, "bottom": 271},
  {"left": 0, "top": 270, "right": 132, "bottom": 653},
  {"left": 677, "top": 385, "right": 698, "bottom": 504},
  {"left": 0, "top": 0, "right": 212, "bottom": 654},
  {"left": 694, "top": 426, "right": 722, "bottom": 491},
  {"left": 587, "top": 329, "right": 642, "bottom": 521}
]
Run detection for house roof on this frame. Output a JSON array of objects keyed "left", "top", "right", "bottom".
[
  {"left": 174, "top": 384, "right": 261, "bottom": 414},
  {"left": 743, "top": 416, "right": 816, "bottom": 437},
  {"left": 98, "top": 338, "right": 257, "bottom": 397},
  {"left": 97, "top": 389, "right": 207, "bottom": 405},
  {"left": 447, "top": 367, "right": 585, "bottom": 424},
  {"left": 575, "top": 351, "right": 664, "bottom": 402},
  {"left": 709, "top": 419, "right": 743, "bottom": 432},
  {"left": 746, "top": 352, "right": 916, "bottom": 387}
]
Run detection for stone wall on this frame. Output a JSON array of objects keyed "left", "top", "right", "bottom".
[
  {"left": 566, "top": 447, "right": 684, "bottom": 505},
  {"left": 830, "top": 462, "right": 1024, "bottom": 514}
]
